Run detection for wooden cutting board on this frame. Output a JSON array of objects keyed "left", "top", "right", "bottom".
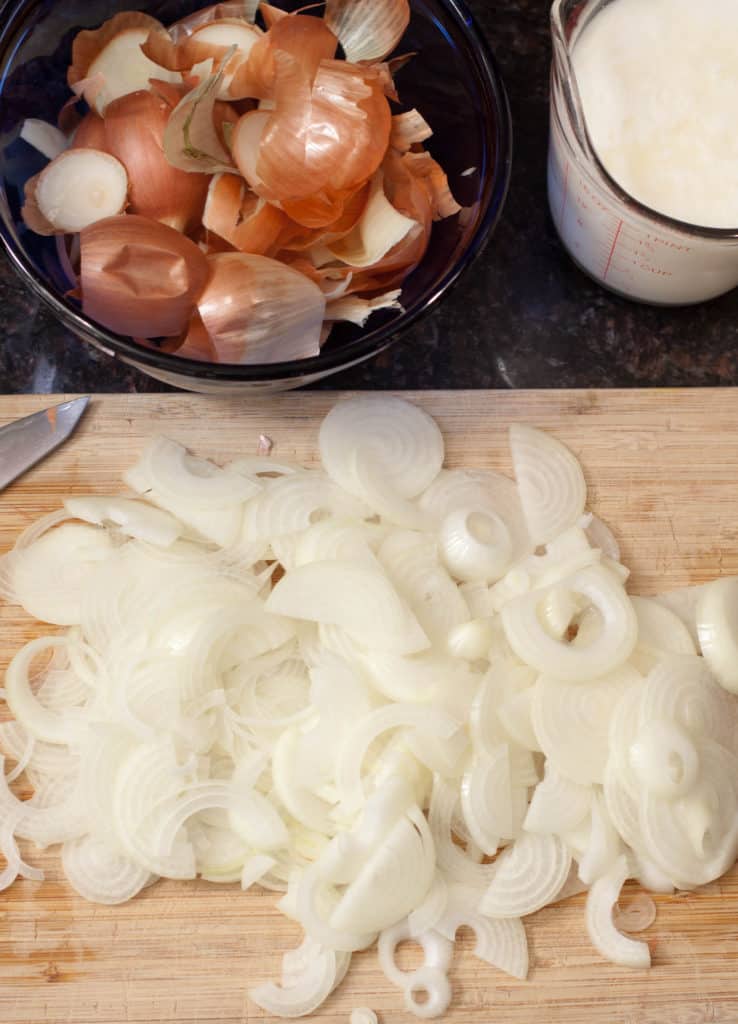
[{"left": 2, "top": 389, "right": 738, "bottom": 1024}]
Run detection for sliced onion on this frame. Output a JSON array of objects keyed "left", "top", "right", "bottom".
[
  {"left": 320, "top": 396, "right": 444, "bottom": 501},
  {"left": 335, "top": 706, "right": 460, "bottom": 815},
  {"left": 7, "top": 521, "right": 113, "bottom": 625},
  {"left": 696, "top": 577, "right": 738, "bottom": 693},
  {"left": 509, "top": 423, "right": 587, "bottom": 546},
  {"left": 378, "top": 530, "right": 469, "bottom": 644},
  {"left": 524, "top": 763, "right": 592, "bottom": 836},
  {"left": 435, "top": 883, "right": 529, "bottom": 980},
  {"left": 585, "top": 855, "right": 650, "bottom": 968},
  {"left": 68, "top": 12, "right": 181, "bottom": 115},
  {"left": 249, "top": 942, "right": 342, "bottom": 1018},
  {"left": 196, "top": 252, "right": 325, "bottom": 364},
  {"left": 577, "top": 791, "right": 624, "bottom": 886},
  {"left": 501, "top": 566, "right": 638, "bottom": 682},
  {"left": 377, "top": 917, "right": 453, "bottom": 992},
  {"left": 419, "top": 469, "right": 532, "bottom": 566},
  {"left": 329, "top": 810, "right": 435, "bottom": 933},
  {"left": 532, "top": 667, "right": 641, "bottom": 785},
  {"left": 267, "top": 561, "right": 429, "bottom": 656},
  {"left": 20, "top": 119, "right": 67, "bottom": 160},
  {"left": 325, "top": 0, "right": 410, "bottom": 63},
  {"left": 243, "top": 473, "right": 367, "bottom": 541},
  {"left": 64, "top": 496, "right": 181, "bottom": 547},
  {"left": 460, "top": 745, "right": 515, "bottom": 853},
  {"left": 80, "top": 215, "right": 210, "bottom": 339},
  {"left": 62, "top": 834, "right": 152, "bottom": 904},
  {"left": 22, "top": 149, "right": 128, "bottom": 236},
  {"left": 429, "top": 775, "right": 497, "bottom": 888},
  {"left": 408, "top": 873, "right": 448, "bottom": 937},
  {"left": 480, "top": 833, "right": 572, "bottom": 918}
]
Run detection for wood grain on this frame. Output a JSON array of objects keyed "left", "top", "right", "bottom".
[{"left": 1, "top": 389, "right": 738, "bottom": 1024}]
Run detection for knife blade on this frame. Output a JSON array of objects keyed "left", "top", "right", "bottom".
[{"left": 0, "top": 397, "right": 90, "bottom": 492}]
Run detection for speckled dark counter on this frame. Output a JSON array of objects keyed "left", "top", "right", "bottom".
[{"left": 2, "top": 0, "right": 738, "bottom": 394}]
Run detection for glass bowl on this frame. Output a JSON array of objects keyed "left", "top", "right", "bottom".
[{"left": 0, "top": 0, "right": 512, "bottom": 393}]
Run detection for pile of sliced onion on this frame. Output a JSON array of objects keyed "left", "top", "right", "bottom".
[
  {"left": 19, "top": 0, "right": 461, "bottom": 363},
  {"left": 3, "top": 396, "right": 738, "bottom": 1018}
]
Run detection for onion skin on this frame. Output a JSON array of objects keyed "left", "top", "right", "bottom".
[
  {"left": 71, "top": 112, "right": 108, "bottom": 151},
  {"left": 80, "top": 215, "right": 210, "bottom": 338},
  {"left": 240, "top": 58, "right": 391, "bottom": 210},
  {"left": 21, "top": 174, "right": 55, "bottom": 235},
  {"left": 196, "top": 251, "right": 325, "bottom": 363},
  {"left": 203, "top": 174, "right": 288, "bottom": 256},
  {"left": 103, "top": 91, "right": 209, "bottom": 235}
]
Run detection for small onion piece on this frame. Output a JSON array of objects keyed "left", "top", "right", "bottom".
[
  {"left": 20, "top": 119, "right": 67, "bottom": 161},
  {"left": 509, "top": 423, "right": 587, "bottom": 546},
  {"left": 68, "top": 12, "right": 181, "bottom": 115},
  {"left": 439, "top": 506, "right": 514, "bottom": 584},
  {"left": 80, "top": 215, "right": 210, "bottom": 339},
  {"left": 585, "top": 855, "right": 651, "bottom": 968},
  {"left": 23, "top": 149, "right": 128, "bottom": 236}
]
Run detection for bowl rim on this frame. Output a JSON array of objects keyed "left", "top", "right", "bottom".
[{"left": 0, "top": 0, "right": 513, "bottom": 383}]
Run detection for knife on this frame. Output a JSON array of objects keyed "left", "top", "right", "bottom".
[{"left": 0, "top": 397, "right": 90, "bottom": 492}]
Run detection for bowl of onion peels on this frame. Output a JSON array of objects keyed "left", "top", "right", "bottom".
[{"left": 0, "top": 0, "right": 511, "bottom": 392}]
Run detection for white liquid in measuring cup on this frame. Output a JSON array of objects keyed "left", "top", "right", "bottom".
[
  {"left": 548, "top": 0, "right": 738, "bottom": 304},
  {"left": 572, "top": 0, "right": 738, "bottom": 229}
]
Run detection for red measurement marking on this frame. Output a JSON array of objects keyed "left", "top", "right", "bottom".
[
  {"left": 602, "top": 220, "right": 624, "bottom": 280},
  {"left": 559, "top": 161, "right": 570, "bottom": 226}
]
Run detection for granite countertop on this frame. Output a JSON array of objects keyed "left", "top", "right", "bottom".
[{"left": 2, "top": 0, "right": 738, "bottom": 394}]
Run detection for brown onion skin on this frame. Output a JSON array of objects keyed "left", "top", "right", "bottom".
[
  {"left": 71, "top": 111, "right": 108, "bottom": 150},
  {"left": 104, "top": 90, "right": 210, "bottom": 235},
  {"left": 80, "top": 214, "right": 211, "bottom": 338}
]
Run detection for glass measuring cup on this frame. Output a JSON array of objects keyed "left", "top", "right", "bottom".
[{"left": 548, "top": 0, "right": 738, "bottom": 305}]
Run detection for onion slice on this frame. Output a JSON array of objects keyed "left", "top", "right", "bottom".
[
  {"left": 249, "top": 942, "right": 342, "bottom": 1018},
  {"left": 68, "top": 12, "right": 181, "bottom": 115},
  {"left": 480, "top": 833, "right": 572, "bottom": 918},
  {"left": 320, "top": 395, "right": 444, "bottom": 501},
  {"left": 23, "top": 150, "right": 128, "bottom": 236},
  {"left": 20, "top": 119, "right": 67, "bottom": 161},
  {"left": 510, "top": 424, "right": 587, "bottom": 546},
  {"left": 696, "top": 577, "right": 738, "bottom": 693},
  {"left": 585, "top": 855, "right": 651, "bottom": 968}
]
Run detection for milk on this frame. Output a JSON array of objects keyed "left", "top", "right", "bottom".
[{"left": 571, "top": 0, "right": 738, "bottom": 229}]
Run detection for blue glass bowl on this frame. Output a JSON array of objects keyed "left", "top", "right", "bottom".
[{"left": 0, "top": 0, "right": 511, "bottom": 392}]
